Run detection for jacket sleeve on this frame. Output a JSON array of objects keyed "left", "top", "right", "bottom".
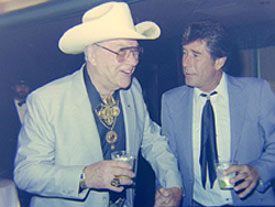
[
  {"left": 131, "top": 79, "right": 182, "bottom": 189},
  {"left": 13, "top": 92, "right": 87, "bottom": 199},
  {"left": 250, "top": 80, "right": 275, "bottom": 192}
]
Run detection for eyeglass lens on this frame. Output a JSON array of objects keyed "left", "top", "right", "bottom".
[{"left": 117, "top": 46, "right": 143, "bottom": 62}]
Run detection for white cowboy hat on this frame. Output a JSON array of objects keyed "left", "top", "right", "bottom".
[{"left": 58, "top": 1, "right": 161, "bottom": 54}]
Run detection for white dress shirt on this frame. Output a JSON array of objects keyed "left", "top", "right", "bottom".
[
  {"left": 14, "top": 99, "right": 26, "bottom": 124},
  {"left": 192, "top": 73, "right": 233, "bottom": 206}
]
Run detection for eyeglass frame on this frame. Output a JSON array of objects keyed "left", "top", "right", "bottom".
[{"left": 95, "top": 43, "right": 143, "bottom": 62}]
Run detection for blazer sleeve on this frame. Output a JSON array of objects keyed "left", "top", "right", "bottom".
[
  {"left": 249, "top": 80, "right": 275, "bottom": 192},
  {"left": 14, "top": 92, "right": 87, "bottom": 199},
  {"left": 131, "top": 79, "right": 182, "bottom": 189}
]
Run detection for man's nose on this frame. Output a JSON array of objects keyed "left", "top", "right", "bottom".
[
  {"left": 125, "top": 52, "right": 139, "bottom": 66},
  {"left": 182, "top": 55, "right": 191, "bottom": 67}
]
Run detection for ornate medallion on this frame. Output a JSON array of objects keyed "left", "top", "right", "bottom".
[
  {"left": 95, "top": 95, "right": 120, "bottom": 150},
  {"left": 112, "top": 106, "right": 120, "bottom": 117},
  {"left": 106, "top": 130, "right": 118, "bottom": 144}
]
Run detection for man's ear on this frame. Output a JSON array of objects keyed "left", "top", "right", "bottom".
[
  {"left": 85, "top": 45, "right": 96, "bottom": 65},
  {"left": 214, "top": 56, "right": 227, "bottom": 70}
]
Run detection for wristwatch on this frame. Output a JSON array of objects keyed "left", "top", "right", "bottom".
[{"left": 79, "top": 168, "right": 87, "bottom": 190}]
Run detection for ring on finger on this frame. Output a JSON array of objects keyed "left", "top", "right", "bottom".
[{"left": 111, "top": 177, "right": 120, "bottom": 187}]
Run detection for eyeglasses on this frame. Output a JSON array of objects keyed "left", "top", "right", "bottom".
[{"left": 95, "top": 43, "right": 143, "bottom": 62}]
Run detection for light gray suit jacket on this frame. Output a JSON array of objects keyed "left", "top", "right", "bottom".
[
  {"left": 161, "top": 73, "right": 275, "bottom": 206},
  {"left": 14, "top": 66, "right": 182, "bottom": 207}
]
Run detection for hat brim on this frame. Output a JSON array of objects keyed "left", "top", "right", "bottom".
[{"left": 58, "top": 21, "right": 161, "bottom": 54}]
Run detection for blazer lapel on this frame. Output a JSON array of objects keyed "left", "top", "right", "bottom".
[
  {"left": 226, "top": 75, "right": 247, "bottom": 160},
  {"left": 70, "top": 67, "right": 103, "bottom": 161},
  {"left": 174, "top": 87, "right": 194, "bottom": 178},
  {"left": 119, "top": 89, "right": 136, "bottom": 154},
  {"left": 184, "top": 88, "right": 195, "bottom": 178}
]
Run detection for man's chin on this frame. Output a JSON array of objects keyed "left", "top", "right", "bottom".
[
  {"left": 119, "top": 80, "right": 132, "bottom": 90},
  {"left": 185, "top": 80, "right": 193, "bottom": 86}
]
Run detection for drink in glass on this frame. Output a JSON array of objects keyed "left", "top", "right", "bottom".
[
  {"left": 215, "top": 161, "right": 236, "bottom": 189},
  {"left": 111, "top": 151, "right": 135, "bottom": 180}
]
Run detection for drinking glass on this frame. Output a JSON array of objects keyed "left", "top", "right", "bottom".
[
  {"left": 111, "top": 151, "right": 135, "bottom": 180},
  {"left": 215, "top": 161, "right": 237, "bottom": 189}
]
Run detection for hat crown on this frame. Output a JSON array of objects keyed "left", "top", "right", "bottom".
[
  {"left": 82, "top": 2, "right": 135, "bottom": 30},
  {"left": 58, "top": 1, "right": 161, "bottom": 54}
]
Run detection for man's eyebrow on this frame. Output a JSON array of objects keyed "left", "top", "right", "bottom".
[
  {"left": 191, "top": 49, "right": 201, "bottom": 55},
  {"left": 182, "top": 47, "right": 201, "bottom": 54}
]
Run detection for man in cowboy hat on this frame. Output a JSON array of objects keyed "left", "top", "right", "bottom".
[{"left": 14, "top": 1, "right": 182, "bottom": 207}]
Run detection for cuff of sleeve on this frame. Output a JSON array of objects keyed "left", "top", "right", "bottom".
[
  {"left": 161, "top": 171, "right": 182, "bottom": 189},
  {"left": 257, "top": 178, "right": 271, "bottom": 193},
  {"left": 79, "top": 167, "right": 88, "bottom": 193},
  {"left": 250, "top": 163, "right": 271, "bottom": 193}
]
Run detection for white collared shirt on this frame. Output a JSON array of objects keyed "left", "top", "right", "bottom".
[
  {"left": 14, "top": 99, "right": 27, "bottom": 124},
  {"left": 192, "top": 73, "right": 233, "bottom": 206}
]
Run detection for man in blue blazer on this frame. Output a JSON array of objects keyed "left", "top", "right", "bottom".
[
  {"left": 14, "top": 2, "right": 182, "bottom": 207},
  {"left": 161, "top": 21, "right": 275, "bottom": 206}
]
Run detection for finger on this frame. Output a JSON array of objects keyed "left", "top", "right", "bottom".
[
  {"left": 109, "top": 185, "right": 124, "bottom": 193},
  {"left": 155, "top": 190, "right": 174, "bottom": 207},
  {"left": 154, "top": 196, "right": 166, "bottom": 207},
  {"left": 111, "top": 160, "right": 135, "bottom": 176},
  {"left": 111, "top": 160, "right": 133, "bottom": 169},
  {"left": 230, "top": 171, "right": 247, "bottom": 184},
  {"left": 159, "top": 188, "right": 170, "bottom": 197},
  {"left": 163, "top": 196, "right": 173, "bottom": 205},
  {"left": 112, "top": 168, "right": 135, "bottom": 179},
  {"left": 224, "top": 165, "right": 241, "bottom": 175},
  {"left": 154, "top": 198, "right": 171, "bottom": 207},
  {"left": 226, "top": 165, "right": 252, "bottom": 176},
  {"left": 155, "top": 190, "right": 161, "bottom": 200},
  {"left": 118, "top": 177, "right": 134, "bottom": 186},
  {"left": 155, "top": 189, "right": 168, "bottom": 202},
  {"left": 109, "top": 177, "right": 125, "bottom": 192},
  {"left": 237, "top": 181, "right": 257, "bottom": 198},
  {"left": 234, "top": 179, "right": 251, "bottom": 192},
  {"left": 155, "top": 188, "right": 169, "bottom": 206}
]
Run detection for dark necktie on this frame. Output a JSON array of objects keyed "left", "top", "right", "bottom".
[
  {"left": 18, "top": 100, "right": 26, "bottom": 107},
  {"left": 200, "top": 91, "right": 218, "bottom": 189}
]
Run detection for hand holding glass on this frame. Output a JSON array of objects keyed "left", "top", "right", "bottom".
[
  {"left": 111, "top": 151, "right": 135, "bottom": 181},
  {"left": 215, "top": 161, "right": 236, "bottom": 189}
]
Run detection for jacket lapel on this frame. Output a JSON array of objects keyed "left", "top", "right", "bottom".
[
  {"left": 174, "top": 86, "right": 194, "bottom": 178},
  {"left": 119, "top": 89, "right": 136, "bottom": 154},
  {"left": 226, "top": 75, "right": 247, "bottom": 161},
  {"left": 70, "top": 66, "right": 103, "bottom": 161},
  {"left": 184, "top": 88, "right": 195, "bottom": 178}
]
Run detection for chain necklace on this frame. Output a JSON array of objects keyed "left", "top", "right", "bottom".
[{"left": 95, "top": 96, "right": 120, "bottom": 150}]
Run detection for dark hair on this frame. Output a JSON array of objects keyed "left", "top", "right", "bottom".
[{"left": 182, "top": 20, "right": 231, "bottom": 61}]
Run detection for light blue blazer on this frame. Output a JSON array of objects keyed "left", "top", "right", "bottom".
[
  {"left": 14, "top": 66, "right": 182, "bottom": 207},
  {"left": 161, "top": 73, "right": 275, "bottom": 206}
]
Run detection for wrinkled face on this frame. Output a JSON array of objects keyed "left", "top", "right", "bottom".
[
  {"left": 88, "top": 39, "right": 140, "bottom": 93},
  {"left": 182, "top": 40, "right": 224, "bottom": 92}
]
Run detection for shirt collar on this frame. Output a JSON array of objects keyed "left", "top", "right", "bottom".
[
  {"left": 194, "top": 72, "right": 227, "bottom": 100},
  {"left": 14, "top": 99, "right": 26, "bottom": 107},
  {"left": 83, "top": 66, "right": 120, "bottom": 109}
]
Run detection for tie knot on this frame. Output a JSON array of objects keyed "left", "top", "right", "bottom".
[
  {"left": 201, "top": 91, "right": 217, "bottom": 100},
  {"left": 18, "top": 100, "right": 26, "bottom": 107}
]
